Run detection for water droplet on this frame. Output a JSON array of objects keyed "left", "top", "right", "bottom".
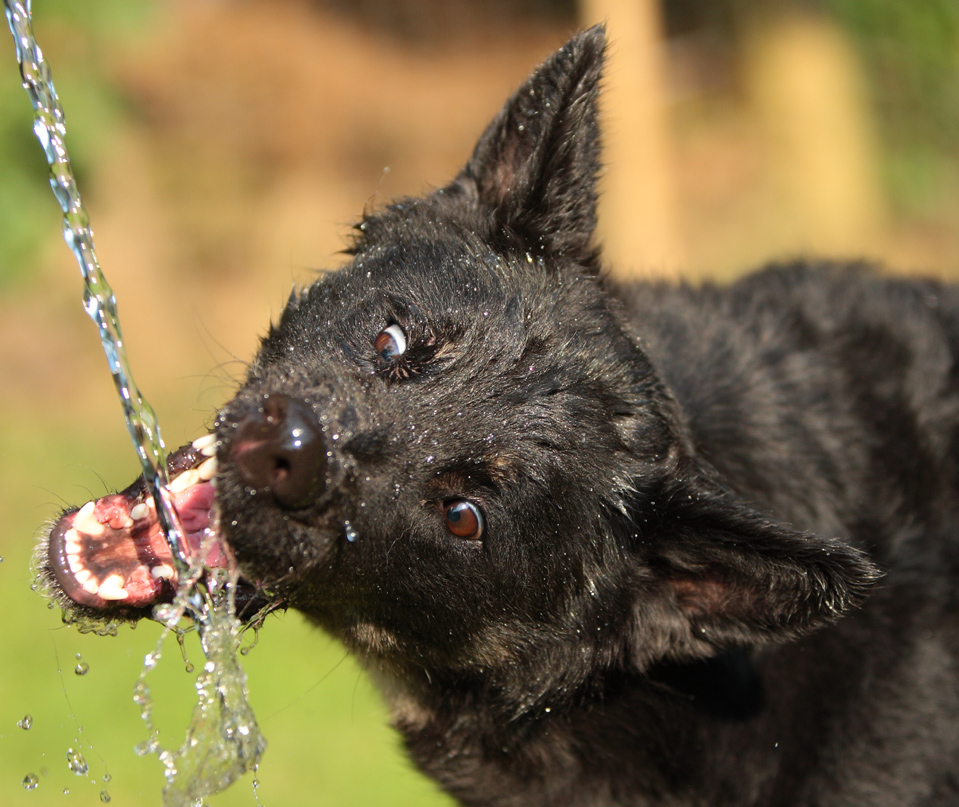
[
  {"left": 133, "top": 681, "right": 150, "bottom": 704},
  {"left": 17, "top": 714, "right": 33, "bottom": 729},
  {"left": 66, "top": 748, "right": 89, "bottom": 776},
  {"left": 102, "top": 773, "right": 111, "bottom": 783},
  {"left": 22, "top": 773, "right": 39, "bottom": 790},
  {"left": 74, "top": 662, "right": 89, "bottom": 676},
  {"left": 100, "top": 790, "right": 111, "bottom": 803},
  {"left": 153, "top": 604, "right": 179, "bottom": 624},
  {"left": 184, "top": 661, "right": 195, "bottom": 673},
  {"left": 63, "top": 787, "right": 70, "bottom": 795},
  {"left": 344, "top": 520, "right": 358, "bottom": 543}
]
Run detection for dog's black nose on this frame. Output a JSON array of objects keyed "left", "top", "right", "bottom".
[{"left": 229, "top": 394, "right": 327, "bottom": 509}]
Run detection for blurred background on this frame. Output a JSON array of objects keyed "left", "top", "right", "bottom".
[{"left": 1, "top": 0, "right": 957, "bottom": 804}]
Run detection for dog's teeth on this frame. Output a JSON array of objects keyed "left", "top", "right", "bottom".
[
  {"left": 192, "top": 433, "right": 217, "bottom": 457},
  {"left": 197, "top": 456, "right": 217, "bottom": 481},
  {"left": 151, "top": 564, "right": 175, "bottom": 580},
  {"left": 64, "top": 528, "right": 81, "bottom": 555},
  {"left": 74, "top": 568, "right": 92, "bottom": 585},
  {"left": 67, "top": 553, "right": 83, "bottom": 574},
  {"left": 82, "top": 578, "right": 99, "bottom": 595},
  {"left": 74, "top": 501, "right": 104, "bottom": 537},
  {"left": 97, "top": 574, "right": 129, "bottom": 600},
  {"left": 130, "top": 502, "right": 150, "bottom": 521},
  {"left": 169, "top": 469, "right": 199, "bottom": 493}
]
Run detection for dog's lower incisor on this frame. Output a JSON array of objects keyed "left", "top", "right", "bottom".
[{"left": 42, "top": 27, "right": 959, "bottom": 807}]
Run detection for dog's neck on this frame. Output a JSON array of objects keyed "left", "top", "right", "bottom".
[{"left": 372, "top": 652, "right": 783, "bottom": 807}]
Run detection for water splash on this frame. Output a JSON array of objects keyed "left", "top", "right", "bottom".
[
  {"left": 3, "top": 2, "right": 266, "bottom": 803},
  {"left": 3, "top": 0, "right": 190, "bottom": 573},
  {"left": 140, "top": 564, "right": 267, "bottom": 807}
]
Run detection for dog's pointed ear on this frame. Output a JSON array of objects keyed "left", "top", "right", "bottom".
[
  {"left": 628, "top": 477, "right": 882, "bottom": 668},
  {"left": 442, "top": 26, "right": 605, "bottom": 265}
]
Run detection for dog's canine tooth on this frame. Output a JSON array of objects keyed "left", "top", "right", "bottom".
[
  {"left": 96, "top": 574, "right": 128, "bottom": 601},
  {"left": 192, "top": 433, "right": 217, "bottom": 457},
  {"left": 169, "top": 469, "right": 200, "bottom": 493},
  {"left": 197, "top": 456, "right": 217, "bottom": 481},
  {"left": 73, "top": 501, "right": 104, "bottom": 537}
]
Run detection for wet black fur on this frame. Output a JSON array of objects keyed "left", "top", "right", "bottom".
[{"left": 208, "top": 27, "right": 959, "bottom": 806}]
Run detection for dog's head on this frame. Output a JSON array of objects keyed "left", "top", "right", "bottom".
[{"left": 44, "top": 27, "right": 879, "bottom": 709}]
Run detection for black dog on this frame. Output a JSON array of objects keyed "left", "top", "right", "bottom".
[{"left": 43, "top": 27, "right": 959, "bottom": 806}]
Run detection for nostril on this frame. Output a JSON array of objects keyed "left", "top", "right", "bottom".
[{"left": 230, "top": 394, "right": 327, "bottom": 509}]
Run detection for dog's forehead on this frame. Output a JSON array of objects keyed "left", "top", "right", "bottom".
[
  {"left": 348, "top": 237, "right": 511, "bottom": 304},
  {"left": 279, "top": 239, "right": 529, "bottom": 349}
]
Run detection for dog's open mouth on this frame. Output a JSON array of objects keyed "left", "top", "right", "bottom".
[{"left": 46, "top": 435, "right": 228, "bottom": 612}]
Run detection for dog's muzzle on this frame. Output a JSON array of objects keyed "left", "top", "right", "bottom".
[{"left": 229, "top": 393, "right": 328, "bottom": 510}]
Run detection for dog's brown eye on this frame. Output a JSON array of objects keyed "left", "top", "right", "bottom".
[
  {"left": 375, "top": 324, "right": 407, "bottom": 363},
  {"left": 443, "top": 500, "right": 484, "bottom": 540}
]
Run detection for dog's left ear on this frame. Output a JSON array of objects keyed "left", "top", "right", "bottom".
[
  {"left": 626, "top": 473, "right": 883, "bottom": 668},
  {"left": 441, "top": 26, "right": 605, "bottom": 265}
]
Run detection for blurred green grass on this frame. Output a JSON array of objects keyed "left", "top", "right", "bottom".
[{"left": 0, "top": 0, "right": 157, "bottom": 288}]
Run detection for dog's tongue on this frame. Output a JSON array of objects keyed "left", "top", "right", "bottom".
[{"left": 47, "top": 439, "right": 223, "bottom": 610}]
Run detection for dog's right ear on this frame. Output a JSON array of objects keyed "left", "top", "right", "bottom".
[
  {"left": 622, "top": 474, "right": 882, "bottom": 669},
  {"left": 439, "top": 26, "right": 605, "bottom": 267}
]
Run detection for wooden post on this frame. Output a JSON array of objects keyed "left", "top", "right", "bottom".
[
  {"left": 579, "top": 0, "right": 682, "bottom": 278},
  {"left": 746, "top": 14, "right": 885, "bottom": 257}
]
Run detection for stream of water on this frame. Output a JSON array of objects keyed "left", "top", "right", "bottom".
[{"left": 3, "top": 2, "right": 266, "bottom": 803}]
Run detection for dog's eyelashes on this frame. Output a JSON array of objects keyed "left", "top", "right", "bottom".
[
  {"left": 375, "top": 324, "right": 408, "bottom": 363},
  {"left": 443, "top": 500, "right": 484, "bottom": 541}
]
